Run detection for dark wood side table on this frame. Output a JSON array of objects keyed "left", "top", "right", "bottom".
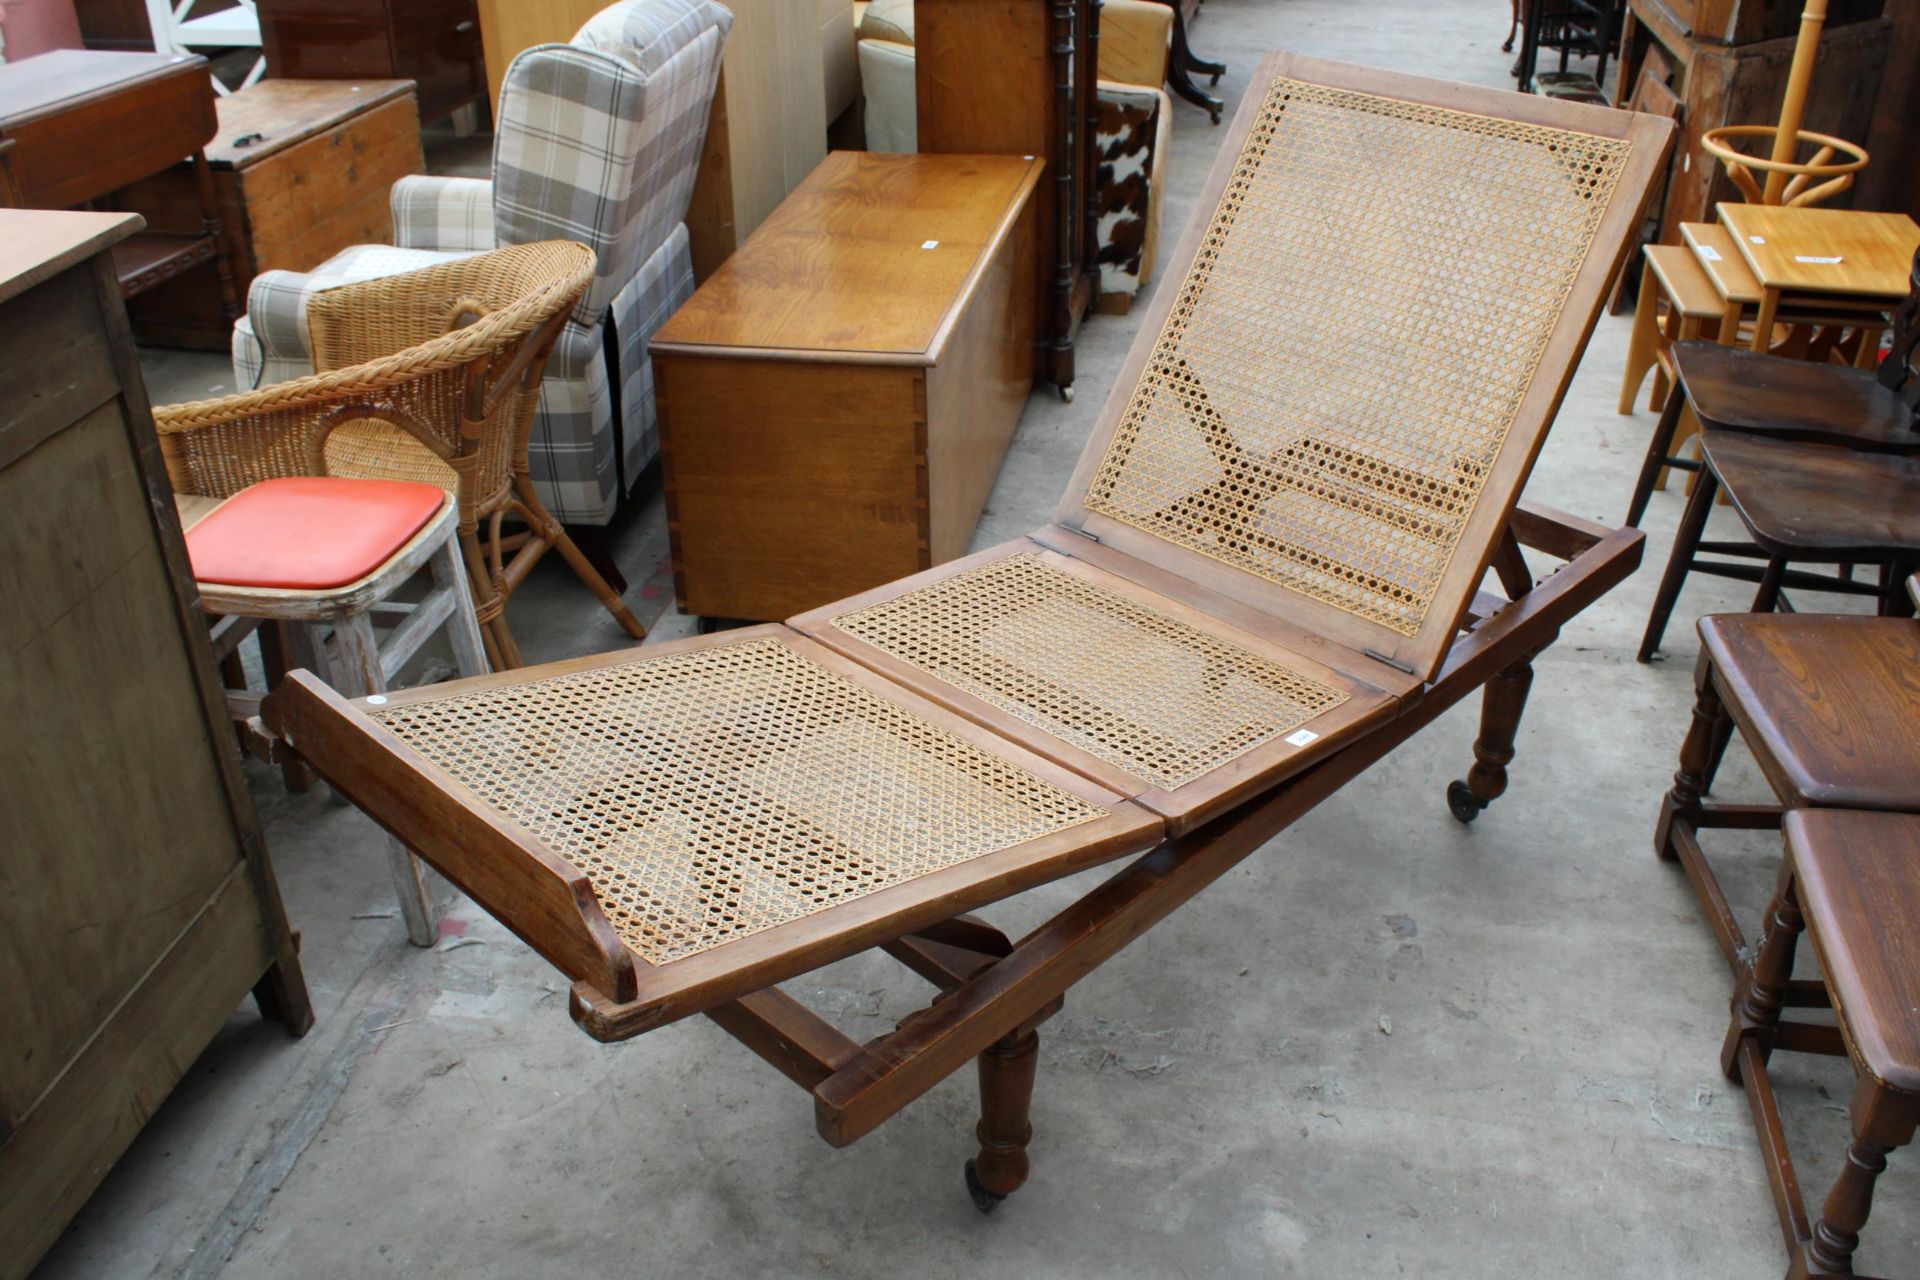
[
  {"left": 256, "top": 0, "right": 486, "bottom": 126},
  {"left": 0, "top": 49, "right": 238, "bottom": 328},
  {"left": 915, "top": 0, "right": 1100, "bottom": 400},
  {"left": 652, "top": 152, "right": 1043, "bottom": 624}
]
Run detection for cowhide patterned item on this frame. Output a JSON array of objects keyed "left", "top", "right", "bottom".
[{"left": 1093, "top": 83, "right": 1165, "bottom": 304}]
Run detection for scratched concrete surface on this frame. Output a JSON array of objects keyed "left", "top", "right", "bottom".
[{"left": 38, "top": 2, "right": 1917, "bottom": 1277}]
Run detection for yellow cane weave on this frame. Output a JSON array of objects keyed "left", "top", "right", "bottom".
[
  {"left": 1084, "top": 79, "right": 1633, "bottom": 634},
  {"left": 831, "top": 554, "right": 1349, "bottom": 791},
  {"left": 365, "top": 636, "right": 1108, "bottom": 965}
]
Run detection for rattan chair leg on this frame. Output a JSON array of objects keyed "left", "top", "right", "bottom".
[
  {"left": 459, "top": 526, "right": 521, "bottom": 671},
  {"left": 329, "top": 610, "right": 439, "bottom": 946},
  {"left": 517, "top": 476, "right": 647, "bottom": 642}
]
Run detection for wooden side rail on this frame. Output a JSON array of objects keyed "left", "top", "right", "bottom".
[
  {"left": 261, "top": 672, "right": 639, "bottom": 1002},
  {"left": 807, "top": 508, "right": 1645, "bottom": 1145}
]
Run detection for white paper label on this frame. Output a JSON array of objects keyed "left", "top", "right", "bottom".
[
  {"left": 921, "top": 240, "right": 940, "bottom": 250},
  {"left": 1284, "top": 729, "right": 1319, "bottom": 747},
  {"left": 1793, "top": 255, "right": 1844, "bottom": 265},
  {"left": 366, "top": 694, "right": 388, "bottom": 705},
  {"left": 1697, "top": 245, "right": 1723, "bottom": 262}
]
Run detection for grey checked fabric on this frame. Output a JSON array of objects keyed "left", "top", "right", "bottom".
[
  {"left": 229, "top": 0, "right": 731, "bottom": 525},
  {"left": 393, "top": 177, "right": 498, "bottom": 252}
]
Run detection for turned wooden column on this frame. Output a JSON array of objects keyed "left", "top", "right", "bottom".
[
  {"left": 1795, "top": 1077, "right": 1916, "bottom": 1278},
  {"left": 1721, "top": 862, "right": 1800, "bottom": 1080},
  {"left": 968, "top": 1027, "right": 1041, "bottom": 1209},
  {"left": 1448, "top": 655, "right": 1536, "bottom": 822},
  {"left": 1654, "top": 655, "right": 1724, "bottom": 861}
]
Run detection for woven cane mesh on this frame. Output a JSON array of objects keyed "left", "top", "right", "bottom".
[
  {"left": 154, "top": 242, "right": 589, "bottom": 513},
  {"left": 366, "top": 637, "right": 1107, "bottom": 965},
  {"left": 1084, "top": 79, "right": 1633, "bottom": 635},
  {"left": 831, "top": 555, "right": 1350, "bottom": 791}
]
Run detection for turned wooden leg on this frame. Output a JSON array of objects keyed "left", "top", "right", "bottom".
[
  {"left": 1446, "top": 656, "right": 1534, "bottom": 824},
  {"left": 1792, "top": 1078, "right": 1918, "bottom": 1278},
  {"left": 1722, "top": 860, "right": 1800, "bottom": 1080},
  {"left": 967, "top": 1027, "right": 1040, "bottom": 1212},
  {"left": 1656, "top": 655, "right": 1724, "bottom": 861}
]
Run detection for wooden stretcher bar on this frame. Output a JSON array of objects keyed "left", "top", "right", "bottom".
[{"left": 259, "top": 52, "right": 1672, "bottom": 1209}]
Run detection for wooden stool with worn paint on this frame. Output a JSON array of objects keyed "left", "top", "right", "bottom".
[{"left": 185, "top": 476, "right": 491, "bottom": 945}]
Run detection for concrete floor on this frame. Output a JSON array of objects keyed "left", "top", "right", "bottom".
[{"left": 35, "top": 2, "right": 1919, "bottom": 1276}]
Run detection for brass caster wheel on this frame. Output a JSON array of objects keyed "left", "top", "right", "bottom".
[
  {"left": 1447, "top": 780, "right": 1485, "bottom": 825},
  {"left": 964, "top": 1159, "right": 1005, "bottom": 1214}
]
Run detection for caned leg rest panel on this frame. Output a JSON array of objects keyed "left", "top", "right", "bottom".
[
  {"left": 793, "top": 538, "right": 1401, "bottom": 833},
  {"left": 261, "top": 627, "right": 1162, "bottom": 1031}
]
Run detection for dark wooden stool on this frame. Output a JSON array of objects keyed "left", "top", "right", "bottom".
[
  {"left": 1655, "top": 612, "right": 1920, "bottom": 971},
  {"left": 1723, "top": 809, "right": 1920, "bottom": 1279},
  {"left": 1624, "top": 247, "right": 1920, "bottom": 531},
  {"left": 1637, "top": 430, "right": 1920, "bottom": 663}
]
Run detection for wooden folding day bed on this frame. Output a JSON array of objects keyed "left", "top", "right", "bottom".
[{"left": 260, "top": 55, "right": 1672, "bottom": 1210}]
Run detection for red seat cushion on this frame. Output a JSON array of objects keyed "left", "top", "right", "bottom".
[{"left": 186, "top": 477, "right": 447, "bottom": 591}]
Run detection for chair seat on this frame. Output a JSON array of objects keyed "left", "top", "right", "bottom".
[
  {"left": 1645, "top": 245, "right": 1724, "bottom": 321},
  {"left": 186, "top": 477, "right": 448, "bottom": 590},
  {"left": 1674, "top": 341, "right": 1917, "bottom": 451},
  {"left": 1700, "top": 612, "right": 1920, "bottom": 810},
  {"left": 1784, "top": 808, "right": 1920, "bottom": 1095},
  {"left": 1700, "top": 429, "right": 1920, "bottom": 556}
]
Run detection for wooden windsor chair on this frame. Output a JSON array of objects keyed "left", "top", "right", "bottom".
[
  {"left": 253, "top": 57, "right": 1672, "bottom": 1209},
  {"left": 154, "top": 241, "right": 645, "bottom": 673}
]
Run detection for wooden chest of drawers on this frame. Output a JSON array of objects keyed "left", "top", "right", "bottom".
[{"left": 652, "top": 151, "right": 1042, "bottom": 623}]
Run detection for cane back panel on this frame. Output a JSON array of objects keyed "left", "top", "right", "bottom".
[
  {"left": 1063, "top": 59, "right": 1660, "bottom": 680},
  {"left": 360, "top": 633, "right": 1128, "bottom": 967}
]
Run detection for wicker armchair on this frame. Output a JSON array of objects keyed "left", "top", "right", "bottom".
[{"left": 156, "top": 241, "right": 644, "bottom": 670}]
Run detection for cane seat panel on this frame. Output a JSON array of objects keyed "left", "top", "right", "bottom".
[
  {"left": 1071, "top": 72, "right": 1644, "bottom": 674},
  {"left": 830, "top": 552, "right": 1350, "bottom": 791},
  {"left": 360, "top": 632, "right": 1135, "bottom": 967}
]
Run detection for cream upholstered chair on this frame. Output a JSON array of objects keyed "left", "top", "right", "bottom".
[
  {"left": 855, "top": 0, "right": 1174, "bottom": 310},
  {"left": 229, "top": 0, "right": 732, "bottom": 529}
]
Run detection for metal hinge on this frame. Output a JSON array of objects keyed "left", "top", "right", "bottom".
[
  {"left": 1362, "top": 648, "right": 1417, "bottom": 676},
  {"left": 1060, "top": 522, "right": 1101, "bottom": 543}
]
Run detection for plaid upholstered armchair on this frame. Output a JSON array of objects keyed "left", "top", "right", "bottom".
[{"left": 229, "top": 0, "right": 732, "bottom": 527}]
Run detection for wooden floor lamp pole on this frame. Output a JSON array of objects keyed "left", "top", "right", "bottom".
[{"left": 1763, "top": 0, "right": 1828, "bottom": 204}]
